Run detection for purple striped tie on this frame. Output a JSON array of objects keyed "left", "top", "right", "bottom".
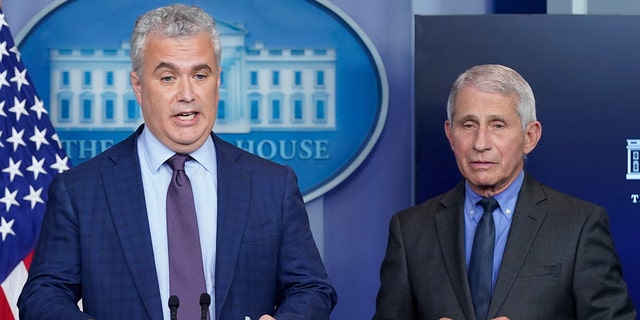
[{"left": 166, "top": 153, "right": 206, "bottom": 319}]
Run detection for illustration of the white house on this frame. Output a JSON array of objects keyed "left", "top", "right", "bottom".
[
  {"left": 627, "top": 139, "right": 640, "bottom": 180},
  {"left": 48, "top": 20, "right": 336, "bottom": 133}
]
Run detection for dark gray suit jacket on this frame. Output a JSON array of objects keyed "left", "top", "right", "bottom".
[{"left": 374, "top": 174, "right": 635, "bottom": 319}]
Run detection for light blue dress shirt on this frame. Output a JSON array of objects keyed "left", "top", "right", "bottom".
[
  {"left": 137, "top": 128, "right": 218, "bottom": 320},
  {"left": 464, "top": 170, "right": 524, "bottom": 293}
]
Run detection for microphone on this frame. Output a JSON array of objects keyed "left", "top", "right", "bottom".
[
  {"left": 200, "top": 292, "right": 211, "bottom": 320},
  {"left": 168, "top": 295, "right": 179, "bottom": 320}
]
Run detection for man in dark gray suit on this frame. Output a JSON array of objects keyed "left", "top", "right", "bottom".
[{"left": 374, "top": 64, "right": 635, "bottom": 319}]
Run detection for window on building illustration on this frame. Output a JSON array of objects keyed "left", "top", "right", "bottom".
[
  {"left": 250, "top": 71, "right": 258, "bottom": 87},
  {"left": 60, "top": 99, "right": 70, "bottom": 122},
  {"left": 104, "top": 99, "right": 115, "bottom": 122},
  {"left": 126, "top": 99, "right": 138, "bottom": 122},
  {"left": 271, "top": 99, "right": 282, "bottom": 122},
  {"left": 315, "top": 71, "right": 325, "bottom": 87},
  {"left": 82, "top": 99, "right": 92, "bottom": 121},
  {"left": 83, "top": 71, "right": 92, "bottom": 87},
  {"left": 218, "top": 100, "right": 226, "bottom": 120},
  {"left": 106, "top": 71, "right": 114, "bottom": 87},
  {"left": 57, "top": 91, "right": 73, "bottom": 123},
  {"left": 220, "top": 70, "right": 226, "bottom": 88},
  {"left": 102, "top": 92, "right": 117, "bottom": 123},
  {"left": 294, "top": 71, "right": 302, "bottom": 87},
  {"left": 61, "top": 71, "right": 70, "bottom": 87},
  {"left": 250, "top": 99, "right": 260, "bottom": 122},
  {"left": 272, "top": 71, "right": 280, "bottom": 87},
  {"left": 315, "top": 100, "right": 326, "bottom": 122},
  {"left": 293, "top": 99, "right": 304, "bottom": 122}
]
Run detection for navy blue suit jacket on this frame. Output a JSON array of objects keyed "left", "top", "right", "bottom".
[{"left": 18, "top": 126, "right": 336, "bottom": 319}]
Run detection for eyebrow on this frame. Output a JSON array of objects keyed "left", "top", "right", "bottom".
[{"left": 153, "top": 62, "right": 214, "bottom": 74}]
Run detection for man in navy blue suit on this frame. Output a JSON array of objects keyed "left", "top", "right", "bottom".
[{"left": 18, "top": 4, "right": 336, "bottom": 319}]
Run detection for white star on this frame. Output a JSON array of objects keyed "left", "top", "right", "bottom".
[
  {"left": 0, "top": 187, "right": 20, "bottom": 212},
  {"left": 0, "top": 131, "right": 4, "bottom": 148},
  {"left": 0, "top": 41, "right": 9, "bottom": 63},
  {"left": 6, "top": 127, "right": 26, "bottom": 151},
  {"left": 30, "top": 96, "right": 48, "bottom": 119},
  {"left": 0, "top": 70, "right": 10, "bottom": 89},
  {"left": 0, "top": 100, "right": 6, "bottom": 117},
  {"left": 50, "top": 154, "right": 70, "bottom": 173},
  {"left": 27, "top": 156, "right": 47, "bottom": 180},
  {"left": 0, "top": 12, "right": 8, "bottom": 29},
  {"left": 23, "top": 186, "right": 44, "bottom": 209},
  {"left": 9, "top": 96, "right": 28, "bottom": 121},
  {"left": 10, "top": 46, "right": 21, "bottom": 62},
  {"left": 10, "top": 66, "right": 29, "bottom": 92},
  {"left": 0, "top": 217, "right": 16, "bottom": 242},
  {"left": 29, "top": 126, "right": 50, "bottom": 151},
  {"left": 2, "top": 158, "right": 23, "bottom": 182},
  {"left": 51, "top": 133, "right": 63, "bottom": 149}
]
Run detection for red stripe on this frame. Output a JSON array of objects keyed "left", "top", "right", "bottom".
[
  {"left": 23, "top": 251, "right": 34, "bottom": 270},
  {"left": 0, "top": 287, "right": 16, "bottom": 320}
]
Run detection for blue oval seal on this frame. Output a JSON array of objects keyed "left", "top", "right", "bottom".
[{"left": 17, "top": 0, "right": 387, "bottom": 202}]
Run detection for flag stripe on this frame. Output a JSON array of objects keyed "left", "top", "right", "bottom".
[
  {"left": 0, "top": 260, "right": 28, "bottom": 319},
  {"left": 0, "top": 8, "right": 71, "bottom": 320}
]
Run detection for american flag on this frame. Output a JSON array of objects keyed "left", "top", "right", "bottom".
[{"left": 0, "top": 8, "right": 71, "bottom": 319}]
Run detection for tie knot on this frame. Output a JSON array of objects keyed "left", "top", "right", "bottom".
[
  {"left": 479, "top": 197, "right": 499, "bottom": 214},
  {"left": 166, "top": 153, "right": 191, "bottom": 171}
]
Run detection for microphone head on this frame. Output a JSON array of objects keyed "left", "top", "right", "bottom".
[
  {"left": 168, "top": 295, "right": 180, "bottom": 308},
  {"left": 200, "top": 292, "right": 211, "bottom": 307}
]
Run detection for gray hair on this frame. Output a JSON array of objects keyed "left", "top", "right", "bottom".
[
  {"left": 129, "top": 4, "right": 222, "bottom": 77},
  {"left": 446, "top": 64, "right": 536, "bottom": 130}
]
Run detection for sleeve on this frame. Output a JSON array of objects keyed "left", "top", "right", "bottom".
[
  {"left": 373, "top": 213, "right": 415, "bottom": 319},
  {"left": 17, "top": 174, "right": 93, "bottom": 320},
  {"left": 271, "top": 166, "right": 338, "bottom": 320},
  {"left": 573, "top": 206, "right": 637, "bottom": 320}
]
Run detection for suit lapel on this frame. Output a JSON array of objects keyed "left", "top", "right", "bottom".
[
  {"left": 435, "top": 182, "right": 476, "bottom": 320},
  {"left": 489, "top": 175, "right": 547, "bottom": 317},
  {"left": 212, "top": 134, "right": 251, "bottom": 319},
  {"left": 103, "top": 128, "right": 163, "bottom": 319}
]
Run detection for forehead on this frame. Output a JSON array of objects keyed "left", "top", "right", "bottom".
[
  {"left": 143, "top": 32, "right": 215, "bottom": 62},
  {"left": 454, "top": 86, "right": 519, "bottom": 119}
]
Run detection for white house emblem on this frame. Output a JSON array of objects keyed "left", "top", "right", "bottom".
[{"left": 17, "top": 0, "right": 388, "bottom": 202}]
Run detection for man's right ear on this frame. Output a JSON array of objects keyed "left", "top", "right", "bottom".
[{"left": 130, "top": 71, "right": 142, "bottom": 97}]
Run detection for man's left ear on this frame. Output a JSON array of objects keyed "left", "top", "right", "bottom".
[{"left": 524, "top": 121, "right": 542, "bottom": 154}]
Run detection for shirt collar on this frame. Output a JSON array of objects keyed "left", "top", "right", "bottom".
[
  {"left": 464, "top": 170, "right": 525, "bottom": 222},
  {"left": 138, "top": 126, "right": 216, "bottom": 174}
]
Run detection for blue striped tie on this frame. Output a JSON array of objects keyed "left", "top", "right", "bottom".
[{"left": 468, "top": 197, "right": 499, "bottom": 320}]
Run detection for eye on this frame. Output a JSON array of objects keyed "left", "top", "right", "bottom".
[
  {"left": 492, "top": 122, "right": 506, "bottom": 129},
  {"left": 161, "top": 75, "right": 175, "bottom": 82},
  {"left": 461, "top": 121, "right": 477, "bottom": 129},
  {"left": 194, "top": 74, "right": 207, "bottom": 80}
]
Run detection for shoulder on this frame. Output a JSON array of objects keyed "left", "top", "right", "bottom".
[
  {"left": 394, "top": 182, "right": 464, "bottom": 224},
  {"left": 523, "top": 174, "right": 603, "bottom": 212},
  {"left": 213, "top": 133, "right": 290, "bottom": 174},
  {"left": 56, "top": 132, "right": 137, "bottom": 181}
]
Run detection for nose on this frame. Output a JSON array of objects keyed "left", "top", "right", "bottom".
[
  {"left": 176, "top": 79, "right": 195, "bottom": 103},
  {"left": 473, "top": 126, "right": 492, "bottom": 151}
]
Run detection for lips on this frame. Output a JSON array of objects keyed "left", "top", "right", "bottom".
[
  {"left": 470, "top": 160, "right": 496, "bottom": 169},
  {"left": 175, "top": 112, "right": 197, "bottom": 120}
]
